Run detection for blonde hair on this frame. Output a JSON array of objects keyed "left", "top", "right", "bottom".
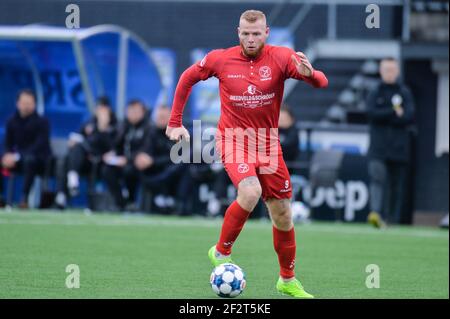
[{"left": 240, "top": 10, "right": 266, "bottom": 24}]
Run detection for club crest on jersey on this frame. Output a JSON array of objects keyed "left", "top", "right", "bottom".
[{"left": 259, "top": 66, "right": 272, "bottom": 81}]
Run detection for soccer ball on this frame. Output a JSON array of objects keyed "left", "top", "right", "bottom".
[
  {"left": 291, "top": 201, "right": 311, "bottom": 224},
  {"left": 210, "top": 263, "right": 246, "bottom": 298}
]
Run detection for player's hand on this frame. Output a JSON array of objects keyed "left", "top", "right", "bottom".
[
  {"left": 134, "top": 152, "right": 154, "bottom": 170},
  {"left": 165, "top": 125, "right": 190, "bottom": 143},
  {"left": 2, "top": 153, "right": 18, "bottom": 169},
  {"left": 84, "top": 123, "right": 94, "bottom": 136},
  {"left": 103, "top": 152, "right": 127, "bottom": 167},
  {"left": 116, "top": 156, "right": 127, "bottom": 167},
  {"left": 393, "top": 105, "right": 404, "bottom": 117},
  {"left": 102, "top": 151, "right": 114, "bottom": 162},
  {"left": 291, "top": 52, "right": 314, "bottom": 77},
  {"left": 67, "top": 139, "right": 78, "bottom": 148}
]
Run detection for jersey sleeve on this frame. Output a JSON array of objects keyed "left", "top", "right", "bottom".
[
  {"left": 168, "top": 49, "right": 224, "bottom": 127},
  {"left": 279, "top": 47, "right": 328, "bottom": 88},
  {"left": 195, "top": 49, "right": 224, "bottom": 80}
]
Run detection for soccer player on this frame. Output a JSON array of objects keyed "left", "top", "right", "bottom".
[{"left": 166, "top": 10, "right": 328, "bottom": 298}]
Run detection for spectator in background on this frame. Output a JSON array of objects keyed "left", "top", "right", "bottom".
[
  {"left": 366, "top": 57, "right": 415, "bottom": 228},
  {"left": 101, "top": 99, "right": 151, "bottom": 211},
  {"left": 55, "top": 96, "right": 118, "bottom": 208},
  {"left": 1, "top": 89, "right": 51, "bottom": 208},
  {"left": 278, "top": 104, "right": 300, "bottom": 167},
  {"left": 135, "top": 105, "right": 188, "bottom": 214}
]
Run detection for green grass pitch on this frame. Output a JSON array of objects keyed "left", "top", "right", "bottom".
[{"left": 0, "top": 209, "right": 448, "bottom": 299}]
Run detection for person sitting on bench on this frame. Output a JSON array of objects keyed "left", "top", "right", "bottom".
[{"left": 1, "top": 89, "right": 52, "bottom": 209}]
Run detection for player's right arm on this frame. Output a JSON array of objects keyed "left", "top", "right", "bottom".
[{"left": 166, "top": 50, "right": 223, "bottom": 142}]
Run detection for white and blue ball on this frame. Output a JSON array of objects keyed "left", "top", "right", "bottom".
[{"left": 210, "top": 263, "right": 246, "bottom": 298}]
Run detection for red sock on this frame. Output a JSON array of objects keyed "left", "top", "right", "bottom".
[
  {"left": 273, "top": 226, "right": 296, "bottom": 279},
  {"left": 216, "top": 201, "right": 251, "bottom": 255}
]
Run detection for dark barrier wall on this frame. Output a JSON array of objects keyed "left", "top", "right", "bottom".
[{"left": 404, "top": 60, "right": 449, "bottom": 213}]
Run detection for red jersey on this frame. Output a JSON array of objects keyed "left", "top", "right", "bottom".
[{"left": 168, "top": 45, "right": 328, "bottom": 131}]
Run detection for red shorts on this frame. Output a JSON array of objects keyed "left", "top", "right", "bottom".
[{"left": 219, "top": 149, "right": 292, "bottom": 201}]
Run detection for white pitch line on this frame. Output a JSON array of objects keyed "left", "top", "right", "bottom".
[{"left": 0, "top": 213, "right": 448, "bottom": 240}]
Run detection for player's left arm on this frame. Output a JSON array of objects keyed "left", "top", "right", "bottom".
[{"left": 285, "top": 50, "right": 328, "bottom": 88}]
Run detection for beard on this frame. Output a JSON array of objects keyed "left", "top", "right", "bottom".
[{"left": 240, "top": 41, "right": 265, "bottom": 58}]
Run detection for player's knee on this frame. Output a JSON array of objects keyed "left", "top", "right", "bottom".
[
  {"left": 277, "top": 211, "right": 293, "bottom": 229},
  {"left": 237, "top": 183, "right": 262, "bottom": 211},
  {"left": 269, "top": 200, "right": 293, "bottom": 229},
  {"left": 277, "top": 207, "right": 292, "bottom": 221}
]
